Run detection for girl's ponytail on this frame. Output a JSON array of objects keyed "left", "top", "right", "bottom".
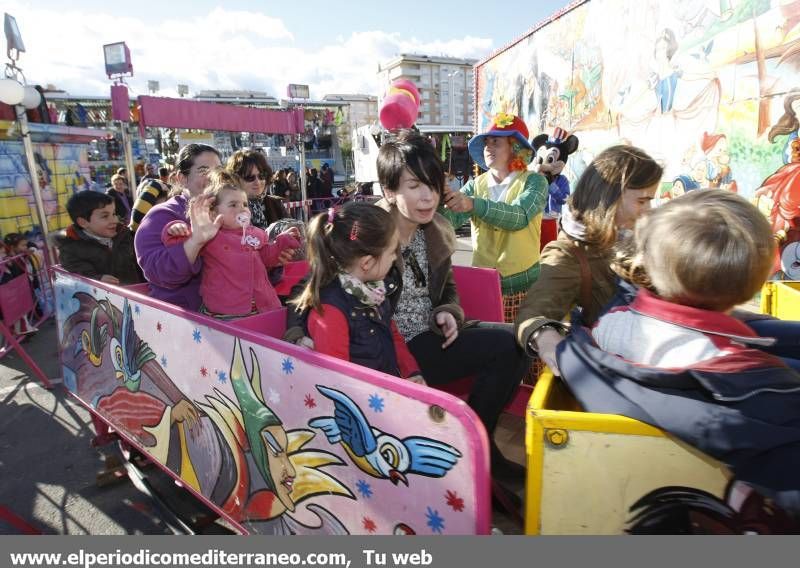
[
  {"left": 293, "top": 211, "right": 339, "bottom": 312},
  {"left": 292, "top": 203, "right": 396, "bottom": 313}
]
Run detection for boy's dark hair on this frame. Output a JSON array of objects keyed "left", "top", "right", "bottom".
[
  {"left": 377, "top": 129, "right": 444, "bottom": 194},
  {"left": 158, "top": 167, "right": 170, "bottom": 177},
  {"left": 66, "top": 191, "right": 115, "bottom": 224}
]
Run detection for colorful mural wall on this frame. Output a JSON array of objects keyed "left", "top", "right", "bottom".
[
  {"left": 0, "top": 141, "right": 92, "bottom": 237},
  {"left": 476, "top": 0, "right": 800, "bottom": 264},
  {"left": 477, "top": 0, "right": 800, "bottom": 193}
]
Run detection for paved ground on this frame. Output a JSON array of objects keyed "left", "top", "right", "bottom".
[
  {"left": 453, "top": 236, "right": 473, "bottom": 267},
  {"left": 0, "top": 320, "right": 176, "bottom": 534}
]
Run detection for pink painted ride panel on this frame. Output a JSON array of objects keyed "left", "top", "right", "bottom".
[
  {"left": 55, "top": 267, "right": 490, "bottom": 535},
  {"left": 0, "top": 274, "right": 34, "bottom": 327},
  {"left": 236, "top": 308, "right": 288, "bottom": 339},
  {"left": 0, "top": 255, "right": 51, "bottom": 388}
]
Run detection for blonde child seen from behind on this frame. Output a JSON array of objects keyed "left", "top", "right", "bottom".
[{"left": 592, "top": 189, "right": 777, "bottom": 366}]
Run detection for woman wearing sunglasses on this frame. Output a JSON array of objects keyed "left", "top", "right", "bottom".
[{"left": 226, "top": 150, "right": 289, "bottom": 229}]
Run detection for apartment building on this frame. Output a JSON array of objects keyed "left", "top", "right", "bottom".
[{"left": 377, "top": 54, "right": 476, "bottom": 131}]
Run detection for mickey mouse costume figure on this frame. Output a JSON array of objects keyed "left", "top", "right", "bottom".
[{"left": 531, "top": 127, "right": 579, "bottom": 217}]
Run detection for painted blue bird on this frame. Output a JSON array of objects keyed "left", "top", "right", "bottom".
[{"left": 308, "top": 385, "right": 462, "bottom": 485}]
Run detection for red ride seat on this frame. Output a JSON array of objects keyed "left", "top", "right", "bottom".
[
  {"left": 540, "top": 217, "right": 558, "bottom": 251},
  {"left": 274, "top": 260, "right": 310, "bottom": 297}
]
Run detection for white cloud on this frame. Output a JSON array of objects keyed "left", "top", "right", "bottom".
[{"left": 6, "top": 3, "right": 492, "bottom": 99}]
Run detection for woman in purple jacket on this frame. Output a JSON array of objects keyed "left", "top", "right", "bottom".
[{"left": 133, "top": 144, "right": 223, "bottom": 310}]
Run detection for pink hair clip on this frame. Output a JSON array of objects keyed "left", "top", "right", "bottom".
[
  {"left": 327, "top": 208, "right": 336, "bottom": 225},
  {"left": 349, "top": 222, "right": 359, "bottom": 241}
]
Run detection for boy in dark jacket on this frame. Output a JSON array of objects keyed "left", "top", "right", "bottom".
[
  {"left": 54, "top": 191, "right": 143, "bottom": 285},
  {"left": 559, "top": 190, "right": 800, "bottom": 519}
]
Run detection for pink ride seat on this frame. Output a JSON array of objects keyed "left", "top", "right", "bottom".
[
  {"left": 0, "top": 260, "right": 51, "bottom": 388},
  {"left": 236, "top": 307, "right": 288, "bottom": 339},
  {"left": 436, "top": 266, "right": 532, "bottom": 418}
]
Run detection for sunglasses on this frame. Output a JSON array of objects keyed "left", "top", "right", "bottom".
[
  {"left": 402, "top": 248, "right": 427, "bottom": 288},
  {"left": 243, "top": 173, "right": 268, "bottom": 182}
]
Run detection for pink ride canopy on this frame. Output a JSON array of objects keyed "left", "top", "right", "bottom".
[{"left": 137, "top": 96, "right": 304, "bottom": 134}]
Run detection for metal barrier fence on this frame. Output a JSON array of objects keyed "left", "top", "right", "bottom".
[
  {"left": 0, "top": 251, "right": 53, "bottom": 387},
  {"left": 0, "top": 251, "right": 54, "bottom": 353}
]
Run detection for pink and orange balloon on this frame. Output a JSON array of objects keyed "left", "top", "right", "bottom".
[{"left": 379, "top": 80, "right": 421, "bottom": 130}]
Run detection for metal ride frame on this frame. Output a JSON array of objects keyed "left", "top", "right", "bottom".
[{"left": 0, "top": 252, "right": 53, "bottom": 388}]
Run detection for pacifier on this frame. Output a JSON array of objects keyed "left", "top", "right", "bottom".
[{"left": 236, "top": 210, "right": 251, "bottom": 244}]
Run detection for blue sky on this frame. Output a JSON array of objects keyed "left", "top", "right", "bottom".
[{"left": 6, "top": 0, "right": 573, "bottom": 98}]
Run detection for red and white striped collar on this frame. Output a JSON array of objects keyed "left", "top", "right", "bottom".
[{"left": 628, "top": 289, "right": 772, "bottom": 345}]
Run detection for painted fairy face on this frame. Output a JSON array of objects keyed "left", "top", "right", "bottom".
[
  {"left": 709, "top": 137, "right": 730, "bottom": 165},
  {"left": 261, "top": 425, "right": 296, "bottom": 512}
]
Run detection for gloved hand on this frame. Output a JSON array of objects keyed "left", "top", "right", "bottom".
[{"left": 532, "top": 328, "right": 564, "bottom": 376}]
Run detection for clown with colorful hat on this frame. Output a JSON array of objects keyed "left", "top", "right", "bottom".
[{"left": 441, "top": 112, "right": 549, "bottom": 322}]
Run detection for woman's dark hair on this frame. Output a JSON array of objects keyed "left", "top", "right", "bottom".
[
  {"left": 175, "top": 144, "right": 222, "bottom": 177},
  {"left": 292, "top": 202, "right": 396, "bottom": 313},
  {"left": 226, "top": 149, "right": 273, "bottom": 181},
  {"left": 169, "top": 144, "right": 222, "bottom": 197},
  {"left": 377, "top": 129, "right": 444, "bottom": 194}
]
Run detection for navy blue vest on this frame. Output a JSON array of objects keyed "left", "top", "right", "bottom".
[{"left": 315, "top": 279, "right": 400, "bottom": 377}]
